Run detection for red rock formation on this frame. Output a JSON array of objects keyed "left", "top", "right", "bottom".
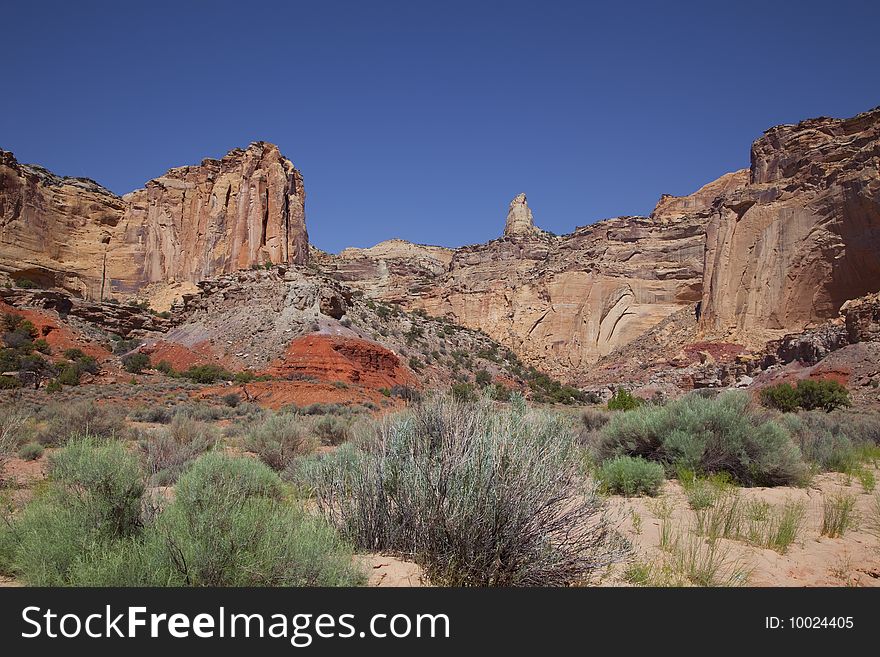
[
  {"left": 0, "top": 142, "right": 308, "bottom": 303},
  {"left": 267, "top": 334, "right": 417, "bottom": 389},
  {"left": 700, "top": 107, "right": 880, "bottom": 343}
]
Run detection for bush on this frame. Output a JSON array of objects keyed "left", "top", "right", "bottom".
[
  {"left": 821, "top": 492, "right": 857, "bottom": 538},
  {"left": 38, "top": 400, "right": 126, "bottom": 446},
  {"left": 475, "top": 369, "right": 492, "bottom": 387},
  {"left": 155, "top": 360, "right": 174, "bottom": 375},
  {"left": 221, "top": 392, "right": 241, "bottom": 408},
  {"left": 490, "top": 382, "right": 511, "bottom": 402},
  {"left": 246, "top": 414, "right": 319, "bottom": 471},
  {"left": 122, "top": 352, "right": 151, "bottom": 374},
  {"left": 759, "top": 382, "right": 800, "bottom": 413},
  {"left": 181, "top": 364, "right": 232, "bottom": 384},
  {"left": 0, "top": 375, "right": 21, "bottom": 390},
  {"left": 760, "top": 380, "right": 851, "bottom": 413},
  {"left": 0, "top": 448, "right": 364, "bottom": 587},
  {"left": 17, "top": 441, "right": 44, "bottom": 461},
  {"left": 304, "top": 395, "right": 628, "bottom": 586},
  {"left": 797, "top": 380, "right": 851, "bottom": 412},
  {"left": 607, "top": 388, "right": 644, "bottom": 411},
  {"left": 314, "top": 415, "right": 350, "bottom": 446},
  {"left": 450, "top": 381, "right": 476, "bottom": 403},
  {"left": 596, "top": 391, "right": 808, "bottom": 486},
  {"left": 598, "top": 456, "right": 665, "bottom": 496},
  {"left": 139, "top": 416, "right": 217, "bottom": 485},
  {"left": 780, "top": 412, "right": 858, "bottom": 473},
  {"left": 57, "top": 363, "right": 81, "bottom": 386},
  {"left": 49, "top": 437, "right": 145, "bottom": 538},
  {"left": 129, "top": 404, "right": 173, "bottom": 424}
]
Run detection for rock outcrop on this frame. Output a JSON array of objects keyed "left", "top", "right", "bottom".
[
  {"left": 504, "top": 193, "right": 542, "bottom": 237},
  {"left": 0, "top": 142, "right": 308, "bottom": 303},
  {"left": 319, "top": 191, "right": 715, "bottom": 378},
  {"left": 699, "top": 107, "right": 880, "bottom": 343}
]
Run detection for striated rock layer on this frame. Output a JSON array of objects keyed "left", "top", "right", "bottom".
[
  {"left": 699, "top": 107, "right": 880, "bottom": 344},
  {"left": 0, "top": 142, "right": 308, "bottom": 302},
  {"left": 320, "top": 107, "right": 880, "bottom": 380},
  {"left": 318, "top": 191, "right": 715, "bottom": 378}
]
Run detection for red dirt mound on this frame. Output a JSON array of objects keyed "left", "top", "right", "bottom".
[
  {"left": 266, "top": 334, "right": 417, "bottom": 389},
  {"left": 143, "top": 340, "right": 226, "bottom": 371},
  {"left": 196, "top": 380, "right": 400, "bottom": 411}
]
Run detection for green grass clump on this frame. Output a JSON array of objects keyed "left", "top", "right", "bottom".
[
  {"left": 17, "top": 441, "right": 43, "bottom": 461},
  {"left": 598, "top": 456, "right": 664, "bottom": 496},
  {"left": 821, "top": 492, "right": 857, "bottom": 538}
]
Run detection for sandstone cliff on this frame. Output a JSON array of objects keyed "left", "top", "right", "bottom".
[
  {"left": 0, "top": 142, "right": 308, "bottom": 303},
  {"left": 319, "top": 192, "right": 715, "bottom": 377},
  {"left": 699, "top": 107, "right": 880, "bottom": 344}
]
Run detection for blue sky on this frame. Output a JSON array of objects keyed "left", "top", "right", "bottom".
[{"left": 3, "top": 1, "right": 878, "bottom": 252}]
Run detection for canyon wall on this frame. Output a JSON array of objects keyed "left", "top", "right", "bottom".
[
  {"left": 317, "top": 187, "right": 721, "bottom": 376},
  {"left": 699, "top": 107, "right": 880, "bottom": 344},
  {"left": 0, "top": 142, "right": 308, "bottom": 301}
]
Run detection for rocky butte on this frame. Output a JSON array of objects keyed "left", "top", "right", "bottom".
[
  {"left": 2, "top": 106, "right": 879, "bottom": 385},
  {"left": 0, "top": 142, "right": 308, "bottom": 305},
  {"left": 316, "top": 106, "right": 880, "bottom": 379}
]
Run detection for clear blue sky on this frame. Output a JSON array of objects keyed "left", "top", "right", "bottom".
[{"left": 3, "top": 1, "right": 878, "bottom": 253}]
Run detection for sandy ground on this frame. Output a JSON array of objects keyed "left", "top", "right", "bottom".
[
  {"left": 356, "top": 555, "right": 426, "bottom": 587},
  {"left": 608, "top": 469, "right": 880, "bottom": 587},
  {"left": 2, "top": 454, "right": 877, "bottom": 588}
]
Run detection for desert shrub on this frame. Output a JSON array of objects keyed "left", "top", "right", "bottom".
[
  {"left": 379, "top": 387, "right": 391, "bottom": 397},
  {"left": 821, "top": 492, "right": 857, "bottom": 538},
  {"left": 45, "top": 379, "right": 62, "bottom": 393},
  {"left": 0, "top": 375, "right": 20, "bottom": 390},
  {"left": 122, "top": 352, "right": 151, "bottom": 374},
  {"left": 489, "top": 382, "right": 511, "bottom": 402},
  {"left": 450, "top": 381, "right": 476, "bottom": 403},
  {"left": 38, "top": 400, "right": 125, "bottom": 446},
  {"left": 1, "top": 448, "right": 363, "bottom": 587},
  {"left": 139, "top": 416, "right": 217, "bottom": 485},
  {"left": 314, "top": 415, "right": 350, "bottom": 446},
  {"left": 797, "top": 380, "right": 851, "bottom": 412},
  {"left": 759, "top": 382, "right": 800, "bottom": 413},
  {"left": 32, "top": 338, "right": 51, "bottom": 354},
  {"left": 598, "top": 456, "right": 664, "bottom": 496},
  {"left": 63, "top": 348, "right": 85, "bottom": 360},
  {"left": 475, "top": 368, "right": 492, "bottom": 387},
  {"left": 246, "top": 414, "right": 319, "bottom": 471},
  {"left": 1, "top": 406, "right": 31, "bottom": 479},
  {"left": 221, "top": 392, "right": 241, "bottom": 407},
  {"left": 597, "top": 391, "right": 808, "bottom": 486},
  {"left": 155, "top": 360, "right": 174, "bottom": 375},
  {"left": 304, "top": 395, "right": 628, "bottom": 586},
  {"left": 49, "top": 437, "right": 146, "bottom": 538},
  {"left": 408, "top": 356, "right": 423, "bottom": 371},
  {"left": 780, "top": 412, "right": 858, "bottom": 473},
  {"left": 607, "top": 388, "right": 644, "bottom": 411},
  {"left": 17, "top": 441, "right": 43, "bottom": 461},
  {"left": 181, "top": 364, "right": 232, "bottom": 384},
  {"left": 129, "top": 404, "right": 173, "bottom": 424},
  {"left": 112, "top": 338, "right": 141, "bottom": 355},
  {"left": 390, "top": 384, "right": 421, "bottom": 402},
  {"left": 57, "top": 363, "right": 81, "bottom": 386},
  {"left": 760, "top": 380, "right": 851, "bottom": 413}
]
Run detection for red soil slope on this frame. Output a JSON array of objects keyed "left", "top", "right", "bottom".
[{"left": 267, "top": 334, "right": 416, "bottom": 389}]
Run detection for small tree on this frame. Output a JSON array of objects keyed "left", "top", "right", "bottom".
[
  {"left": 122, "top": 353, "right": 151, "bottom": 374},
  {"left": 607, "top": 388, "right": 644, "bottom": 411}
]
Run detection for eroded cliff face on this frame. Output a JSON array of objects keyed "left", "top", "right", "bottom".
[
  {"left": 0, "top": 142, "right": 308, "bottom": 302},
  {"left": 699, "top": 107, "right": 880, "bottom": 344},
  {"left": 319, "top": 191, "right": 717, "bottom": 377},
  {"left": 0, "top": 150, "right": 125, "bottom": 298}
]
